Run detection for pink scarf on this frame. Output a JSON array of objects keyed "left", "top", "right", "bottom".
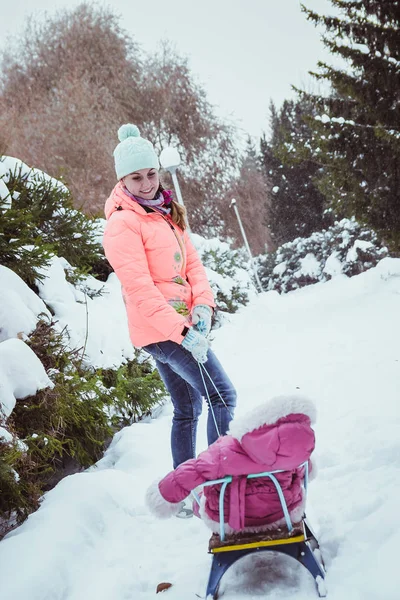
[{"left": 123, "top": 186, "right": 172, "bottom": 215}]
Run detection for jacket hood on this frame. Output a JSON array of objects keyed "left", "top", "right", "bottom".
[
  {"left": 229, "top": 394, "right": 316, "bottom": 467},
  {"left": 104, "top": 181, "right": 146, "bottom": 220},
  {"left": 229, "top": 394, "right": 317, "bottom": 442}
]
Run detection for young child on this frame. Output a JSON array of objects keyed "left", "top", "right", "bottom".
[{"left": 146, "top": 394, "right": 316, "bottom": 535}]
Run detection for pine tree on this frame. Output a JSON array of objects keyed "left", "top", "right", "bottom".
[
  {"left": 260, "top": 99, "right": 326, "bottom": 246},
  {"left": 300, "top": 0, "right": 400, "bottom": 250},
  {"left": 0, "top": 174, "right": 53, "bottom": 286},
  {"left": 1, "top": 161, "right": 110, "bottom": 284}
]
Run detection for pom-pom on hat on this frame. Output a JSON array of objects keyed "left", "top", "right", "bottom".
[{"left": 113, "top": 124, "right": 160, "bottom": 180}]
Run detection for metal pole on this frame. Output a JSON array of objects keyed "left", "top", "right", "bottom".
[
  {"left": 230, "top": 198, "right": 263, "bottom": 292},
  {"left": 169, "top": 167, "right": 190, "bottom": 232},
  {"left": 170, "top": 169, "right": 184, "bottom": 206}
]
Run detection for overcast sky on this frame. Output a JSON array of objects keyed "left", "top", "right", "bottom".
[{"left": 0, "top": 0, "right": 338, "bottom": 140}]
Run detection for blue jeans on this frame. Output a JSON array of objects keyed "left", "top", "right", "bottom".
[{"left": 143, "top": 341, "right": 237, "bottom": 468}]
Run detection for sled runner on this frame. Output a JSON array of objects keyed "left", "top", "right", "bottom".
[{"left": 192, "top": 462, "right": 326, "bottom": 599}]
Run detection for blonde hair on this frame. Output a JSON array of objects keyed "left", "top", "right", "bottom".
[{"left": 170, "top": 199, "right": 187, "bottom": 230}]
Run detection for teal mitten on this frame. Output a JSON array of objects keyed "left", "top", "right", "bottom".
[
  {"left": 191, "top": 304, "right": 213, "bottom": 337},
  {"left": 181, "top": 328, "right": 209, "bottom": 363}
]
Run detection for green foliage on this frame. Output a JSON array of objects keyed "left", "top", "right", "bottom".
[
  {"left": 10, "top": 378, "right": 111, "bottom": 478},
  {"left": 8, "top": 320, "right": 114, "bottom": 484},
  {"left": 200, "top": 245, "right": 251, "bottom": 314},
  {"left": 2, "top": 162, "right": 111, "bottom": 281},
  {"left": 0, "top": 191, "right": 53, "bottom": 288},
  {"left": 298, "top": 0, "right": 400, "bottom": 251},
  {"left": 214, "top": 285, "right": 250, "bottom": 314},
  {"left": 260, "top": 99, "right": 327, "bottom": 247},
  {"left": 100, "top": 351, "right": 165, "bottom": 425},
  {"left": 202, "top": 247, "right": 247, "bottom": 278},
  {"left": 0, "top": 438, "right": 41, "bottom": 537},
  {"left": 0, "top": 318, "right": 165, "bottom": 536}
]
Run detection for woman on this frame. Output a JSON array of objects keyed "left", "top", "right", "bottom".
[{"left": 103, "top": 124, "right": 237, "bottom": 470}]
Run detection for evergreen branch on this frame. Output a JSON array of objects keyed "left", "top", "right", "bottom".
[
  {"left": 301, "top": 3, "right": 400, "bottom": 44},
  {"left": 331, "top": 0, "right": 400, "bottom": 26},
  {"left": 306, "top": 62, "right": 399, "bottom": 121},
  {"left": 322, "top": 38, "right": 400, "bottom": 71},
  {"left": 81, "top": 292, "right": 89, "bottom": 366},
  {"left": 315, "top": 114, "right": 400, "bottom": 136}
]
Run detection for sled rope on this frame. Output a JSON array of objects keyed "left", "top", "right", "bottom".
[
  {"left": 198, "top": 362, "right": 235, "bottom": 438},
  {"left": 198, "top": 362, "right": 220, "bottom": 436}
]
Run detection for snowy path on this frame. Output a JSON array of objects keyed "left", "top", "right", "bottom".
[{"left": 0, "top": 259, "right": 399, "bottom": 600}]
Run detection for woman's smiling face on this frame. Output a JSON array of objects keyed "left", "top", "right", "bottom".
[{"left": 123, "top": 168, "right": 160, "bottom": 199}]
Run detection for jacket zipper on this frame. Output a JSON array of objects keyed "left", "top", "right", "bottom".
[
  {"left": 159, "top": 214, "right": 187, "bottom": 274},
  {"left": 118, "top": 202, "right": 187, "bottom": 274}
]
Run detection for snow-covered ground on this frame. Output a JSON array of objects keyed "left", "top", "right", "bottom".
[{"left": 0, "top": 257, "right": 399, "bottom": 600}]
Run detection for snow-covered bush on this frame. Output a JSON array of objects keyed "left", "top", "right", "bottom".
[
  {"left": 257, "top": 218, "right": 388, "bottom": 293},
  {"left": 192, "top": 234, "right": 256, "bottom": 319},
  {"left": 0, "top": 157, "right": 110, "bottom": 286},
  {"left": 0, "top": 159, "right": 165, "bottom": 536}
]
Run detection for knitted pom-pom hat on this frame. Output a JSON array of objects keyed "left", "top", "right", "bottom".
[{"left": 113, "top": 124, "right": 160, "bottom": 180}]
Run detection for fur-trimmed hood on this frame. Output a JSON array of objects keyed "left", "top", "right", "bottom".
[
  {"left": 228, "top": 395, "right": 316, "bottom": 467},
  {"left": 229, "top": 394, "right": 316, "bottom": 442}
]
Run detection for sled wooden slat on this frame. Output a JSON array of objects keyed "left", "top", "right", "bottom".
[{"left": 210, "top": 533, "right": 306, "bottom": 553}]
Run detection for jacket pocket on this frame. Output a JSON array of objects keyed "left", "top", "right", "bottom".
[{"left": 142, "top": 343, "right": 167, "bottom": 362}]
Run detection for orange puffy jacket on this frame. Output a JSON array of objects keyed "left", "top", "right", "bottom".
[{"left": 103, "top": 182, "right": 215, "bottom": 347}]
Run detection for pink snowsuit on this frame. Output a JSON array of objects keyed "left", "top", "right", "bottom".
[
  {"left": 102, "top": 182, "right": 215, "bottom": 347},
  {"left": 146, "top": 395, "right": 316, "bottom": 533}
]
